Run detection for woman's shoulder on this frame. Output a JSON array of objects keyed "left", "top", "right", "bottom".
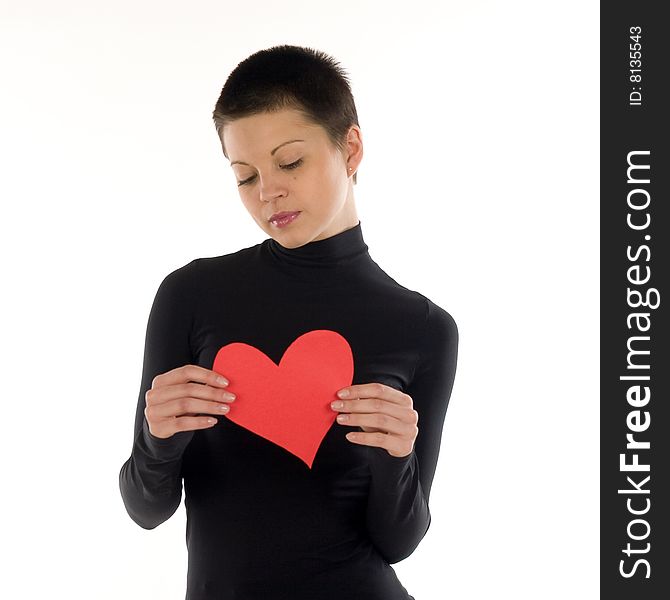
[
  {"left": 193, "top": 240, "right": 264, "bottom": 271},
  {"left": 422, "top": 295, "right": 458, "bottom": 344},
  {"left": 404, "top": 290, "right": 458, "bottom": 347},
  {"left": 157, "top": 242, "right": 264, "bottom": 294},
  {"left": 370, "top": 265, "right": 457, "bottom": 331}
]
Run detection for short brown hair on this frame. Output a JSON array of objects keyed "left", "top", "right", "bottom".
[{"left": 212, "top": 44, "right": 360, "bottom": 184}]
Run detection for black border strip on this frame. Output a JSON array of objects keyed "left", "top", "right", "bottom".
[{"left": 601, "top": 4, "right": 669, "bottom": 597}]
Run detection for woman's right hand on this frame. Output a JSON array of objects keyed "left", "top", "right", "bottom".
[{"left": 144, "top": 365, "right": 236, "bottom": 439}]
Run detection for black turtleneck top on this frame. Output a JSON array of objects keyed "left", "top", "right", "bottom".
[{"left": 119, "top": 220, "right": 458, "bottom": 600}]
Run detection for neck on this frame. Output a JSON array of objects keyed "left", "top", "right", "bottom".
[{"left": 266, "top": 220, "right": 368, "bottom": 269}]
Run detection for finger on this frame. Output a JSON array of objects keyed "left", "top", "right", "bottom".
[
  {"left": 336, "top": 411, "right": 415, "bottom": 437},
  {"left": 148, "top": 396, "right": 234, "bottom": 421},
  {"left": 331, "top": 397, "right": 417, "bottom": 424},
  {"left": 345, "top": 430, "right": 414, "bottom": 458},
  {"left": 336, "top": 382, "right": 412, "bottom": 407},
  {"left": 174, "top": 415, "right": 220, "bottom": 434},
  {"left": 146, "top": 380, "right": 236, "bottom": 408},
  {"left": 152, "top": 364, "right": 230, "bottom": 392},
  {"left": 152, "top": 415, "right": 219, "bottom": 439}
]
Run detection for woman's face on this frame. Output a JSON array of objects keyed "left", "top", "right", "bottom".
[{"left": 221, "top": 108, "right": 362, "bottom": 248}]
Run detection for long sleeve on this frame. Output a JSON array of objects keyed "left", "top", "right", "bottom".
[
  {"left": 117, "top": 222, "right": 460, "bottom": 598},
  {"left": 118, "top": 261, "right": 199, "bottom": 529},
  {"left": 364, "top": 299, "right": 459, "bottom": 563}
]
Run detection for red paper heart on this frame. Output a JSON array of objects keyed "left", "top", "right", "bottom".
[{"left": 212, "top": 329, "right": 354, "bottom": 469}]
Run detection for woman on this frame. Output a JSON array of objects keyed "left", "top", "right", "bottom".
[{"left": 119, "top": 44, "right": 458, "bottom": 600}]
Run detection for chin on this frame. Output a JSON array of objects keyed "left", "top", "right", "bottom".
[
  {"left": 263, "top": 212, "right": 329, "bottom": 248},
  {"left": 275, "top": 233, "right": 308, "bottom": 249},
  {"left": 272, "top": 225, "right": 317, "bottom": 249}
]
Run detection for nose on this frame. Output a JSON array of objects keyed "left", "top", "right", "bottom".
[{"left": 258, "top": 173, "right": 287, "bottom": 203}]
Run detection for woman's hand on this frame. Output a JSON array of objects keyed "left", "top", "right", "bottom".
[
  {"left": 331, "top": 383, "right": 418, "bottom": 458},
  {"left": 144, "top": 365, "right": 236, "bottom": 439}
]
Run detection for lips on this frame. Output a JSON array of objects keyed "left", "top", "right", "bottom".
[{"left": 269, "top": 211, "right": 300, "bottom": 222}]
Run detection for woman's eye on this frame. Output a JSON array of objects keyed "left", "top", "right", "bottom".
[
  {"left": 282, "top": 158, "right": 303, "bottom": 170},
  {"left": 237, "top": 159, "right": 302, "bottom": 187}
]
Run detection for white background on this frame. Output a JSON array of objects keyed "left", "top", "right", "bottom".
[{"left": 0, "top": 1, "right": 599, "bottom": 598}]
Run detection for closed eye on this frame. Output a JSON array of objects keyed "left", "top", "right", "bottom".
[
  {"left": 237, "top": 158, "right": 303, "bottom": 187},
  {"left": 283, "top": 158, "right": 303, "bottom": 171}
]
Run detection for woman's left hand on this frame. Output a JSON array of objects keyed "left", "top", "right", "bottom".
[{"left": 331, "top": 383, "right": 418, "bottom": 458}]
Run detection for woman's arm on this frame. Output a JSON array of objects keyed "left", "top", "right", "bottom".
[
  {"left": 364, "top": 299, "right": 459, "bottom": 563},
  {"left": 118, "top": 261, "right": 198, "bottom": 529}
]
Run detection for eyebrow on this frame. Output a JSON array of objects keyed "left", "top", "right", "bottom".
[{"left": 230, "top": 139, "right": 305, "bottom": 166}]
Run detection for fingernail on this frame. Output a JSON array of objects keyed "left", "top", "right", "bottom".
[
  {"left": 337, "top": 389, "right": 349, "bottom": 398},
  {"left": 331, "top": 401, "right": 343, "bottom": 409},
  {"left": 216, "top": 376, "right": 229, "bottom": 386}
]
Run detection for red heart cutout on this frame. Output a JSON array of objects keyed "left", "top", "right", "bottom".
[{"left": 212, "top": 329, "right": 354, "bottom": 469}]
